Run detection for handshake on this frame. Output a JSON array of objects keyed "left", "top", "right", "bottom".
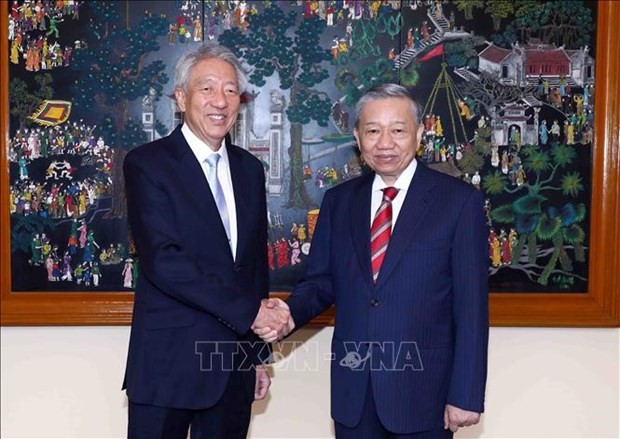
[{"left": 252, "top": 298, "right": 295, "bottom": 343}]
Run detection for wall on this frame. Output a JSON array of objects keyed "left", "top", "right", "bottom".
[{"left": 1, "top": 326, "right": 618, "bottom": 438}]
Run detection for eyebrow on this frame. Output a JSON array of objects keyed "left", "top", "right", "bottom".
[
  {"left": 362, "top": 120, "right": 407, "bottom": 126},
  {"left": 192, "top": 76, "right": 237, "bottom": 87}
]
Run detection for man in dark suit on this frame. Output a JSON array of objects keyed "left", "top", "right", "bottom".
[
  {"left": 256, "top": 84, "right": 488, "bottom": 438},
  {"left": 122, "top": 44, "right": 290, "bottom": 439}
]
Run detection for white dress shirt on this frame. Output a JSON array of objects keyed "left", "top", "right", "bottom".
[
  {"left": 370, "top": 158, "right": 418, "bottom": 231},
  {"left": 182, "top": 124, "right": 238, "bottom": 260}
]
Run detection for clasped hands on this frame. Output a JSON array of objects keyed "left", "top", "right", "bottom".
[{"left": 252, "top": 298, "right": 295, "bottom": 342}]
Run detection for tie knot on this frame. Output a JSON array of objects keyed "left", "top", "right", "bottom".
[
  {"left": 382, "top": 187, "right": 399, "bottom": 201},
  {"left": 205, "top": 153, "right": 221, "bottom": 168}
]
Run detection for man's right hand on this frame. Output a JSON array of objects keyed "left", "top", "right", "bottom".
[{"left": 252, "top": 298, "right": 295, "bottom": 342}]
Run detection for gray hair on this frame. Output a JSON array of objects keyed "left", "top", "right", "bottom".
[
  {"left": 354, "top": 83, "right": 423, "bottom": 128},
  {"left": 174, "top": 44, "right": 248, "bottom": 93}
]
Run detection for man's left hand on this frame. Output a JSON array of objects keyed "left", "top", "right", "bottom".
[
  {"left": 254, "top": 364, "right": 271, "bottom": 400},
  {"left": 443, "top": 404, "right": 480, "bottom": 433}
]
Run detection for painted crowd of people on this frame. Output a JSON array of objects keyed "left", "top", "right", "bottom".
[{"left": 9, "top": 0, "right": 83, "bottom": 70}]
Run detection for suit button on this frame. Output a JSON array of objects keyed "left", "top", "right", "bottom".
[
  {"left": 234, "top": 265, "right": 242, "bottom": 272},
  {"left": 370, "top": 298, "right": 381, "bottom": 307}
]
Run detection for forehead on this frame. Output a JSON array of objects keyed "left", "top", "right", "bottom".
[
  {"left": 359, "top": 97, "right": 414, "bottom": 124},
  {"left": 189, "top": 58, "right": 238, "bottom": 83}
]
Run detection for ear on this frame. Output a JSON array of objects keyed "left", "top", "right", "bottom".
[
  {"left": 414, "top": 124, "right": 424, "bottom": 152},
  {"left": 353, "top": 128, "right": 360, "bottom": 149},
  {"left": 174, "top": 88, "right": 187, "bottom": 112}
]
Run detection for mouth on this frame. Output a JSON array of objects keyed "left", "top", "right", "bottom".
[
  {"left": 207, "top": 114, "right": 227, "bottom": 122},
  {"left": 374, "top": 154, "right": 398, "bottom": 164}
]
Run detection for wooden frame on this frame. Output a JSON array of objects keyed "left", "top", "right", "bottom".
[{"left": 1, "top": 2, "right": 619, "bottom": 327}]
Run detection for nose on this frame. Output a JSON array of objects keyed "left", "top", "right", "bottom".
[
  {"left": 376, "top": 130, "right": 393, "bottom": 149},
  {"left": 211, "top": 87, "right": 227, "bottom": 108}
]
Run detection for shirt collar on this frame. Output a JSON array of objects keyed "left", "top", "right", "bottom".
[
  {"left": 181, "top": 123, "right": 229, "bottom": 166},
  {"left": 371, "top": 157, "right": 418, "bottom": 194}
]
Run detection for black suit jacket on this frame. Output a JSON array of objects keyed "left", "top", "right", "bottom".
[{"left": 122, "top": 126, "right": 269, "bottom": 409}]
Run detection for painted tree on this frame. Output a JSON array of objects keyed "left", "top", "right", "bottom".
[
  {"left": 334, "top": 10, "right": 415, "bottom": 108},
  {"left": 454, "top": 72, "right": 530, "bottom": 176},
  {"left": 494, "top": 0, "right": 594, "bottom": 49},
  {"left": 69, "top": 2, "right": 169, "bottom": 218},
  {"left": 457, "top": 151, "right": 485, "bottom": 175},
  {"left": 334, "top": 57, "right": 419, "bottom": 108},
  {"left": 444, "top": 36, "right": 486, "bottom": 69},
  {"left": 11, "top": 214, "right": 53, "bottom": 255},
  {"left": 333, "top": 9, "right": 401, "bottom": 67},
  {"left": 485, "top": 143, "right": 586, "bottom": 285},
  {"left": 513, "top": 0, "right": 543, "bottom": 17},
  {"left": 219, "top": 5, "right": 332, "bottom": 208},
  {"left": 459, "top": 73, "right": 534, "bottom": 121},
  {"left": 485, "top": 0, "right": 514, "bottom": 31},
  {"left": 536, "top": 200, "right": 586, "bottom": 284},
  {"left": 9, "top": 74, "right": 54, "bottom": 130},
  {"left": 454, "top": 0, "right": 484, "bottom": 21}
]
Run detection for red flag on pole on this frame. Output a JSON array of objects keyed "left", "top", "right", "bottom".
[{"left": 417, "top": 44, "right": 445, "bottom": 62}]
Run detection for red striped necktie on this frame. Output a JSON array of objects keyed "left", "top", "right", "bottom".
[{"left": 370, "top": 187, "right": 399, "bottom": 283}]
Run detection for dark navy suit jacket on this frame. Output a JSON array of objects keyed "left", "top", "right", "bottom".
[
  {"left": 122, "top": 126, "right": 269, "bottom": 409},
  {"left": 287, "top": 162, "right": 489, "bottom": 434}
]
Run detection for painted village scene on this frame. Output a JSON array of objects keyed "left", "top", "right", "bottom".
[{"left": 7, "top": 0, "right": 595, "bottom": 293}]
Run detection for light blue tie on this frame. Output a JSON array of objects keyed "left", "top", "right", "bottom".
[{"left": 205, "top": 154, "right": 231, "bottom": 244}]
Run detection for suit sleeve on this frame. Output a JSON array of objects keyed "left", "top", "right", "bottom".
[
  {"left": 447, "top": 188, "right": 489, "bottom": 413},
  {"left": 245, "top": 165, "right": 273, "bottom": 364},
  {"left": 286, "top": 190, "right": 337, "bottom": 328},
  {"left": 124, "top": 153, "right": 260, "bottom": 336},
  {"left": 254, "top": 168, "right": 270, "bottom": 302}
]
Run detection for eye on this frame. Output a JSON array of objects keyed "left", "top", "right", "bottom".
[{"left": 225, "top": 87, "right": 239, "bottom": 95}]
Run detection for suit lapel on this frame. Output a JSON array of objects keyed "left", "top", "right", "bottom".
[
  {"left": 169, "top": 127, "right": 233, "bottom": 259},
  {"left": 169, "top": 128, "right": 213, "bottom": 219},
  {"left": 350, "top": 174, "right": 375, "bottom": 293},
  {"left": 374, "top": 164, "right": 436, "bottom": 288}
]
